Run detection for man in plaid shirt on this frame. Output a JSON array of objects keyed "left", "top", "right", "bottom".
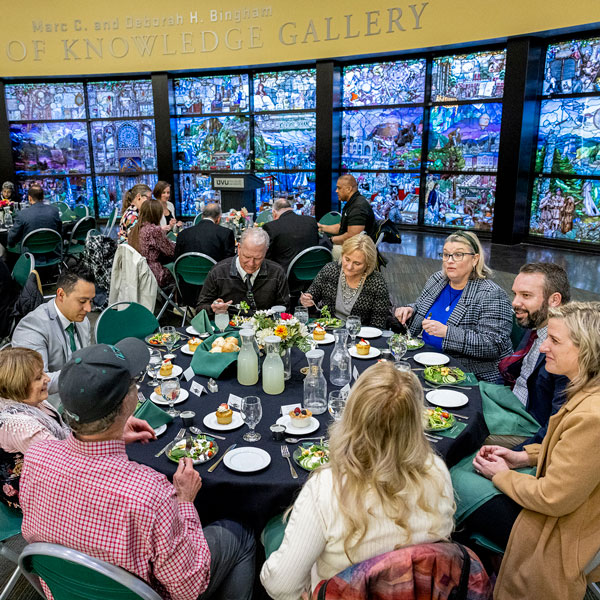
[{"left": 20, "top": 338, "right": 255, "bottom": 600}]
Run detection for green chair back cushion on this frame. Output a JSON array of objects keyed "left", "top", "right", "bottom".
[
  {"left": 0, "top": 502, "right": 22, "bottom": 541},
  {"left": 290, "top": 248, "right": 332, "bottom": 281},
  {"left": 96, "top": 303, "right": 159, "bottom": 345},
  {"left": 318, "top": 212, "right": 341, "bottom": 226},
  {"left": 12, "top": 253, "right": 33, "bottom": 288},
  {"left": 175, "top": 255, "right": 215, "bottom": 286}
]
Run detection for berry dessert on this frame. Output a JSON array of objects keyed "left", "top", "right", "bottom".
[
  {"left": 289, "top": 407, "right": 313, "bottom": 428},
  {"left": 216, "top": 403, "right": 233, "bottom": 425}
]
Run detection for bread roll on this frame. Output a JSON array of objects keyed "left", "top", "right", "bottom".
[
  {"left": 224, "top": 336, "right": 238, "bottom": 345},
  {"left": 209, "top": 347, "right": 223, "bottom": 353},
  {"left": 222, "top": 342, "right": 238, "bottom": 353},
  {"left": 212, "top": 337, "right": 226, "bottom": 348}
]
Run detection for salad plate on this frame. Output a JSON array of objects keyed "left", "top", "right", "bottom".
[
  {"left": 413, "top": 352, "right": 450, "bottom": 366},
  {"left": 423, "top": 365, "right": 466, "bottom": 385},
  {"left": 150, "top": 388, "right": 189, "bottom": 405},
  {"left": 145, "top": 332, "right": 181, "bottom": 347},
  {"left": 167, "top": 435, "right": 218, "bottom": 465},
  {"left": 425, "top": 390, "right": 468, "bottom": 408},
  {"left": 406, "top": 338, "right": 425, "bottom": 350},
  {"left": 424, "top": 407, "right": 456, "bottom": 431},
  {"left": 293, "top": 443, "right": 330, "bottom": 471}
]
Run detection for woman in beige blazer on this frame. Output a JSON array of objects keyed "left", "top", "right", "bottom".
[{"left": 473, "top": 301, "right": 600, "bottom": 600}]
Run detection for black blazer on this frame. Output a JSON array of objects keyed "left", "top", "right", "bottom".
[
  {"left": 263, "top": 210, "right": 320, "bottom": 271},
  {"left": 174, "top": 219, "right": 235, "bottom": 263},
  {"left": 8, "top": 202, "right": 62, "bottom": 247}
]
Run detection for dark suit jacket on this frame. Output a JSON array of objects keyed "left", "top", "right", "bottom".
[
  {"left": 263, "top": 210, "right": 320, "bottom": 272},
  {"left": 7, "top": 202, "right": 62, "bottom": 247},
  {"left": 174, "top": 219, "right": 235, "bottom": 263}
]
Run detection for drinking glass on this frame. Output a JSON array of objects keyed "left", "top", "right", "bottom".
[
  {"left": 294, "top": 306, "right": 309, "bottom": 325},
  {"left": 161, "top": 377, "right": 181, "bottom": 417},
  {"left": 388, "top": 334, "right": 407, "bottom": 361},
  {"left": 147, "top": 349, "right": 162, "bottom": 387},
  {"left": 346, "top": 316, "right": 362, "bottom": 349},
  {"left": 328, "top": 390, "right": 347, "bottom": 421},
  {"left": 215, "top": 312, "right": 230, "bottom": 333},
  {"left": 393, "top": 360, "right": 411, "bottom": 373},
  {"left": 241, "top": 395, "right": 262, "bottom": 442},
  {"left": 161, "top": 326, "right": 177, "bottom": 353}
]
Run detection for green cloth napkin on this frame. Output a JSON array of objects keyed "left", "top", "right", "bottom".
[
  {"left": 191, "top": 310, "right": 214, "bottom": 335},
  {"left": 191, "top": 331, "right": 241, "bottom": 378},
  {"left": 134, "top": 400, "right": 173, "bottom": 430},
  {"left": 436, "top": 420, "right": 467, "bottom": 439},
  {"left": 261, "top": 513, "right": 288, "bottom": 559},
  {"left": 479, "top": 381, "right": 541, "bottom": 436}
]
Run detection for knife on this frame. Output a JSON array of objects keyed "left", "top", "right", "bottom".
[{"left": 208, "top": 444, "right": 237, "bottom": 473}]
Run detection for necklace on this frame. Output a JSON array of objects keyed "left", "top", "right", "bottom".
[
  {"left": 445, "top": 286, "right": 462, "bottom": 312},
  {"left": 341, "top": 272, "right": 366, "bottom": 305}
]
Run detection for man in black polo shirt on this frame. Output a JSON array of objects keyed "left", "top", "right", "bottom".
[{"left": 318, "top": 174, "right": 375, "bottom": 259}]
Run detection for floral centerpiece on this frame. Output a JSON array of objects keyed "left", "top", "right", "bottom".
[
  {"left": 0, "top": 198, "right": 11, "bottom": 209},
  {"left": 225, "top": 207, "right": 251, "bottom": 238},
  {"left": 250, "top": 311, "right": 311, "bottom": 353}
]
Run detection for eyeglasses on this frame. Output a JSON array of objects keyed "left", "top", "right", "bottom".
[{"left": 439, "top": 252, "right": 475, "bottom": 262}]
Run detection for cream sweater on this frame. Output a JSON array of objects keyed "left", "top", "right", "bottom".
[{"left": 260, "top": 456, "right": 455, "bottom": 600}]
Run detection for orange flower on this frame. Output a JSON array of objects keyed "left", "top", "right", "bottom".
[{"left": 274, "top": 325, "right": 288, "bottom": 339}]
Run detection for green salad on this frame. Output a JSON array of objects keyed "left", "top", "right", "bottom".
[
  {"left": 168, "top": 436, "right": 217, "bottom": 463},
  {"left": 296, "top": 444, "right": 329, "bottom": 471},
  {"left": 406, "top": 337, "right": 424, "bottom": 350},
  {"left": 315, "top": 305, "right": 343, "bottom": 329},
  {"left": 423, "top": 365, "right": 466, "bottom": 384},
  {"left": 425, "top": 407, "right": 455, "bottom": 431}
]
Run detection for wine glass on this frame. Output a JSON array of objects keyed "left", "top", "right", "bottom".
[
  {"left": 161, "top": 377, "right": 181, "bottom": 417},
  {"left": 241, "top": 395, "right": 262, "bottom": 442},
  {"left": 161, "top": 326, "right": 177, "bottom": 353},
  {"left": 294, "top": 306, "right": 309, "bottom": 325},
  {"left": 215, "top": 312, "right": 230, "bottom": 333},
  {"left": 147, "top": 349, "right": 162, "bottom": 387},
  {"left": 388, "top": 334, "right": 408, "bottom": 361},
  {"left": 328, "top": 390, "right": 347, "bottom": 421},
  {"left": 346, "top": 316, "right": 362, "bottom": 349}
]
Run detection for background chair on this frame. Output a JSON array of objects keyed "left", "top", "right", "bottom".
[
  {"left": 19, "top": 542, "right": 161, "bottom": 600},
  {"left": 11, "top": 252, "right": 34, "bottom": 289},
  {"left": 318, "top": 211, "right": 341, "bottom": 227},
  {"left": 95, "top": 301, "right": 159, "bottom": 345},
  {"left": 64, "top": 216, "right": 97, "bottom": 266},
  {"left": 21, "top": 229, "right": 63, "bottom": 278},
  {"left": 73, "top": 205, "right": 90, "bottom": 219},
  {"left": 103, "top": 206, "right": 119, "bottom": 238},
  {"left": 0, "top": 503, "right": 26, "bottom": 600},
  {"left": 287, "top": 246, "right": 333, "bottom": 290},
  {"left": 193, "top": 213, "right": 203, "bottom": 226}
]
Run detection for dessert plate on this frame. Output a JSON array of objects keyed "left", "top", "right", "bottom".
[
  {"left": 203, "top": 411, "right": 244, "bottom": 431},
  {"left": 157, "top": 365, "right": 183, "bottom": 379},
  {"left": 425, "top": 390, "right": 469, "bottom": 408},
  {"left": 153, "top": 424, "right": 167, "bottom": 436},
  {"left": 349, "top": 346, "right": 381, "bottom": 359},
  {"left": 313, "top": 333, "right": 334, "bottom": 345},
  {"left": 357, "top": 327, "right": 382, "bottom": 339},
  {"left": 413, "top": 352, "right": 450, "bottom": 366},
  {"left": 150, "top": 388, "right": 189, "bottom": 405},
  {"left": 276, "top": 415, "right": 320, "bottom": 435},
  {"left": 224, "top": 447, "right": 271, "bottom": 473},
  {"left": 180, "top": 343, "right": 200, "bottom": 355}
]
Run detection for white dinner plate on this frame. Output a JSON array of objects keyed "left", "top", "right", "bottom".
[
  {"left": 413, "top": 352, "right": 450, "bottom": 366},
  {"left": 224, "top": 447, "right": 271, "bottom": 473},
  {"left": 186, "top": 326, "right": 200, "bottom": 335},
  {"left": 157, "top": 365, "right": 183, "bottom": 379},
  {"left": 150, "top": 388, "right": 189, "bottom": 405},
  {"left": 425, "top": 389, "right": 469, "bottom": 408},
  {"left": 203, "top": 411, "right": 244, "bottom": 431},
  {"left": 349, "top": 346, "right": 381, "bottom": 360},
  {"left": 357, "top": 327, "right": 382, "bottom": 339},
  {"left": 313, "top": 333, "right": 334, "bottom": 345},
  {"left": 276, "top": 415, "right": 320, "bottom": 435},
  {"left": 153, "top": 424, "right": 167, "bottom": 436}
]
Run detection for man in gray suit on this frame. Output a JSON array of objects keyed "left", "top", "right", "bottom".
[{"left": 12, "top": 268, "right": 96, "bottom": 396}]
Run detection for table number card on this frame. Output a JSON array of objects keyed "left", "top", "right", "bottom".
[
  {"left": 189, "top": 381, "right": 205, "bottom": 397},
  {"left": 227, "top": 394, "right": 243, "bottom": 410},
  {"left": 341, "top": 383, "right": 351, "bottom": 396},
  {"left": 182, "top": 366, "right": 195, "bottom": 382},
  {"left": 353, "top": 366, "right": 360, "bottom": 381}
]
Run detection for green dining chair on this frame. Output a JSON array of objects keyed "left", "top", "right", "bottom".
[
  {"left": 11, "top": 252, "right": 34, "bottom": 288},
  {"left": 0, "top": 502, "right": 24, "bottom": 600},
  {"left": 95, "top": 301, "right": 159, "bottom": 345},
  {"left": 318, "top": 211, "right": 341, "bottom": 226},
  {"left": 21, "top": 228, "right": 63, "bottom": 269},
  {"left": 287, "top": 246, "right": 333, "bottom": 288}
]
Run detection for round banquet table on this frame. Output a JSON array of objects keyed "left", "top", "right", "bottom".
[{"left": 126, "top": 333, "right": 488, "bottom": 532}]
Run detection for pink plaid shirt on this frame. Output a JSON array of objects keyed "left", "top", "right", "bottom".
[{"left": 20, "top": 434, "right": 211, "bottom": 600}]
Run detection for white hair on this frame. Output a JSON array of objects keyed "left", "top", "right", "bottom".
[{"left": 240, "top": 227, "right": 270, "bottom": 249}]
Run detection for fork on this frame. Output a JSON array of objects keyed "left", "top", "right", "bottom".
[
  {"left": 424, "top": 384, "right": 472, "bottom": 391},
  {"left": 281, "top": 445, "right": 298, "bottom": 479},
  {"left": 155, "top": 428, "right": 186, "bottom": 458}
]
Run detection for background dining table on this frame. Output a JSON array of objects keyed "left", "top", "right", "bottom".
[{"left": 126, "top": 331, "right": 489, "bottom": 532}]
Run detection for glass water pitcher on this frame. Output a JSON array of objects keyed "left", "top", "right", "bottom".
[
  {"left": 303, "top": 349, "right": 327, "bottom": 415},
  {"left": 330, "top": 328, "right": 352, "bottom": 387}
]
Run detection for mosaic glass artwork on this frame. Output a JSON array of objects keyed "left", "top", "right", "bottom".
[
  {"left": 431, "top": 50, "right": 506, "bottom": 102},
  {"left": 91, "top": 119, "right": 157, "bottom": 173},
  {"left": 346, "top": 172, "right": 421, "bottom": 224},
  {"left": 94, "top": 174, "right": 159, "bottom": 218},
  {"left": 423, "top": 174, "right": 496, "bottom": 231},
  {"left": 536, "top": 97, "right": 600, "bottom": 177},
  {"left": 176, "top": 172, "right": 222, "bottom": 217},
  {"left": 174, "top": 75, "right": 249, "bottom": 115},
  {"left": 428, "top": 103, "right": 502, "bottom": 172},
  {"left": 16, "top": 177, "right": 92, "bottom": 213},
  {"left": 341, "top": 108, "right": 423, "bottom": 170},
  {"left": 543, "top": 37, "right": 600, "bottom": 95},
  {"left": 175, "top": 116, "right": 250, "bottom": 170},
  {"left": 10, "top": 122, "right": 90, "bottom": 175},
  {"left": 253, "top": 69, "right": 316, "bottom": 111},
  {"left": 255, "top": 171, "right": 316, "bottom": 215},
  {"left": 343, "top": 59, "right": 426, "bottom": 106},
  {"left": 87, "top": 80, "right": 154, "bottom": 119},
  {"left": 5, "top": 83, "right": 86, "bottom": 120},
  {"left": 529, "top": 176, "right": 600, "bottom": 244},
  {"left": 254, "top": 113, "right": 316, "bottom": 170}
]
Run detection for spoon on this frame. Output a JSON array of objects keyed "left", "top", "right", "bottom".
[
  {"left": 189, "top": 427, "right": 227, "bottom": 441},
  {"left": 285, "top": 436, "right": 327, "bottom": 444}
]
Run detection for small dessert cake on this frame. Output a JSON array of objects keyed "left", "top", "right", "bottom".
[
  {"left": 289, "top": 407, "right": 313, "bottom": 428},
  {"left": 216, "top": 403, "right": 233, "bottom": 425},
  {"left": 313, "top": 325, "right": 326, "bottom": 341},
  {"left": 187, "top": 337, "right": 202, "bottom": 352},
  {"left": 356, "top": 339, "right": 370, "bottom": 355},
  {"left": 159, "top": 359, "right": 173, "bottom": 376}
]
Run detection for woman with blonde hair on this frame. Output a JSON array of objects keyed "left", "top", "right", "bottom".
[
  {"left": 395, "top": 230, "right": 512, "bottom": 381},
  {"left": 472, "top": 301, "right": 600, "bottom": 600},
  {"left": 117, "top": 183, "right": 152, "bottom": 242},
  {"left": 0, "top": 347, "right": 69, "bottom": 509},
  {"left": 261, "top": 362, "right": 455, "bottom": 600},
  {"left": 300, "top": 234, "right": 391, "bottom": 328}
]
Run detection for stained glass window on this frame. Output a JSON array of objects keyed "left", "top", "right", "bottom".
[
  {"left": 424, "top": 174, "right": 495, "bottom": 231},
  {"left": 87, "top": 80, "right": 154, "bottom": 118},
  {"left": 176, "top": 172, "right": 222, "bottom": 216},
  {"left": 253, "top": 69, "right": 316, "bottom": 111},
  {"left": 341, "top": 108, "right": 423, "bottom": 170},
  {"left": 94, "top": 174, "right": 158, "bottom": 217},
  {"left": 343, "top": 60, "right": 426, "bottom": 106},
  {"left": 428, "top": 103, "right": 502, "bottom": 172},
  {"left": 256, "top": 172, "right": 316, "bottom": 215},
  {"left": 543, "top": 37, "right": 600, "bottom": 95},
  {"left": 5, "top": 83, "right": 86, "bottom": 120},
  {"left": 16, "top": 176, "right": 92, "bottom": 212},
  {"left": 431, "top": 50, "right": 506, "bottom": 102},
  {"left": 255, "top": 113, "right": 316, "bottom": 170},
  {"left": 174, "top": 75, "right": 249, "bottom": 115},
  {"left": 10, "top": 122, "right": 90, "bottom": 175}
]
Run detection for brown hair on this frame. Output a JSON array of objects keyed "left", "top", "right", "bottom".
[
  {"left": 128, "top": 199, "right": 163, "bottom": 251},
  {"left": 153, "top": 181, "right": 171, "bottom": 201},
  {"left": 519, "top": 263, "right": 571, "bottom": 304},
  {"left": 0, "top": 348, "right": 44, "bottom": 402},
  {"left": 121, "top": 183, "right": 151, "bottom": 214}
]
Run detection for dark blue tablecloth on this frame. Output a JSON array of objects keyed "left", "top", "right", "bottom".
[{"left": 126, "top": 335, "right": 488, "bottom": 531}]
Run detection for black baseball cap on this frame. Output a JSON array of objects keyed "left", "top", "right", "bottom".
[{"left": 59, "top": 338, "right": 149, "bottom": 424}]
